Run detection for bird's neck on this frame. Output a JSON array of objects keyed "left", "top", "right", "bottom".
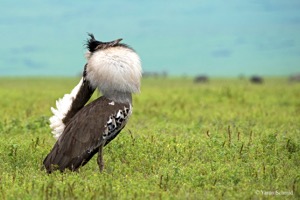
[{"left": 103, "top": 90, "right": 132, "bottom": 104}]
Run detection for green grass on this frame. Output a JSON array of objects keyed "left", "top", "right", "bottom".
[{"left": 0, "top": 77, "right": 299, "bottom": 199}]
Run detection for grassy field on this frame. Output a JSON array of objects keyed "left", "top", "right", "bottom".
[{"left": 0, "top": 77, "right": 299, "bottom": 199}]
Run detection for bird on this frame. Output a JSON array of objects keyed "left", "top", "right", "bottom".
[{"left": 43, "top": 34, "right": 142, "bottom": 173}]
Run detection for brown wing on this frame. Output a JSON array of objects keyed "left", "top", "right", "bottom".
[{"left": 43, "top": 96, "right": 130, "bottom": 173}]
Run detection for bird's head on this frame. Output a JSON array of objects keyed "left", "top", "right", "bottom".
[
  {"left": 86, "top": 33, "right": 123, "bottom": 52},
  {"left": 85, "top": 34, "right": 142, "bottom": 99}
]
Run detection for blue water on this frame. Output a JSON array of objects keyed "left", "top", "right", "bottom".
[{"left": 1, "top": 0, "right": 299, "bottom": 76}]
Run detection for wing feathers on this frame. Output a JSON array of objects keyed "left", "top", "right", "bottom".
[
  {"left": 43, "top": 97, "right": 131, "bottom": 173},
  {"left": 104, "top": 104, "right": 132, "bottom": 145}
]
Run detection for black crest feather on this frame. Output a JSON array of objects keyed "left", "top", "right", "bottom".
[
  {"left": 86, "top": 33, "right": 133, "bottom": 52},
  {"left": 86, "top": 33, "right": 102, "bottom": 52}
]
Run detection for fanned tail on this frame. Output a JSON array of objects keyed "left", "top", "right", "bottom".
[{"left": 49, "top": 78, "right": 84, "bottom": 139}]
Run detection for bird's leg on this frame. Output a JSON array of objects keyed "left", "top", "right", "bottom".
[{"left": 97, "top": 143, "right": 105, "bottom": 172}]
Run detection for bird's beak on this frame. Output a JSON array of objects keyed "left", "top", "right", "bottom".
[
  {"left": 110, "top": 38, "right": 123, "bottom": 46},
  {"left": 95, "top": 38, "right": 123, "bottom": 51}
]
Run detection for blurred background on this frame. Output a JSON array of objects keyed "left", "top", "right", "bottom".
[{"left": 0, "top": 0, "right": 299, "bottom": 77}]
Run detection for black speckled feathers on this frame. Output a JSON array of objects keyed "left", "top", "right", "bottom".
[{"left": 43, "top": 96, "right": 131, "bottom": 173}]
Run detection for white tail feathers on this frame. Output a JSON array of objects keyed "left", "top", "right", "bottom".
[{"left": 49, "top": 78, "right": 84, "bottom": 139}]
